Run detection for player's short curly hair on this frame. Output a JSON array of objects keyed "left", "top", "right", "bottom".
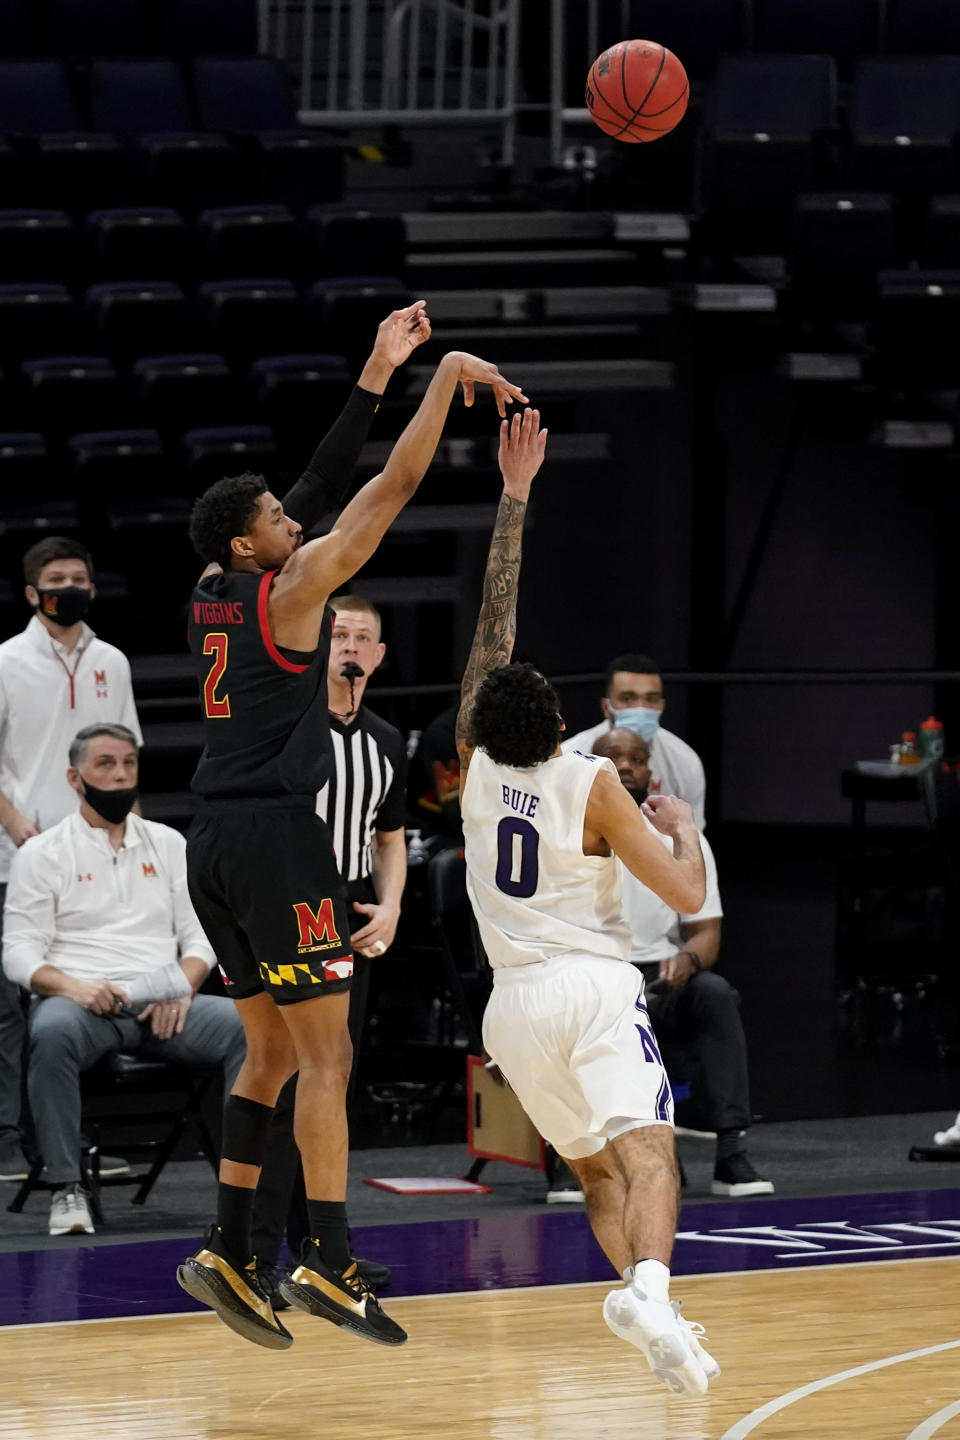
[
  {"left": 188, "top": 472, "right": 268, "bottom": 568},
  {"left": 471, "top": 662, "right": 562, "bottom": 768}
]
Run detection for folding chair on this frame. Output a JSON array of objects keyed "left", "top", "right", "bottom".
[{"left": 7, "top": 1055, "right": 219, "bottom": 1221}]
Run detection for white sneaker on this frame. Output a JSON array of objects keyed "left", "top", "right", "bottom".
[
  {"left": 603, "top": 1284, "right": 709, "bottom": 1396},
  {"left": 672, "top": 1299, "right": 721, "bottom": 1382},
  {"left": 933, "top": 1113, "right": 960, "bottom": 1147},
  {"left": 49, "top": 1184, "right": 95, "bottom": 1236}
]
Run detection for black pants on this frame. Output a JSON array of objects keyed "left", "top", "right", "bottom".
[
  {"left": 251, "top": 882, "right": 374, "bottom": 1266},
  {"left": 642, "top": 967, "right": 752, "bottom": 1134}
]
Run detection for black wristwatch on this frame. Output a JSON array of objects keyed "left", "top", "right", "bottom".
[{"left": 680, "top": 949, "right": 703, "bottom": 974}]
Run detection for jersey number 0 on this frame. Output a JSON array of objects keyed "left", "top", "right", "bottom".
[
  {"left": 495, "top": 817, "right": 539, "bottom": 898},
  {"left": 202, "top": 633, "right": 231, "bottom": 718}
]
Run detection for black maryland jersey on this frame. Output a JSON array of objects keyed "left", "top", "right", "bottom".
[{"left": 188, "top": 568, "right": 334, "bottom": 799}]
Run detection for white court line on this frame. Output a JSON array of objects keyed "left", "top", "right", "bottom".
[
  {"left": 719, "top": 1339, "right": 960, "bottom": 1440},
  {"left": 904, "top": 1399, "right": 960, "bottom": 1440}
]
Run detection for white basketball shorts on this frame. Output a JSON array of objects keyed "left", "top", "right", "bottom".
[{"left": 481, "top": 954, "right": 674, "bottom": 1160}]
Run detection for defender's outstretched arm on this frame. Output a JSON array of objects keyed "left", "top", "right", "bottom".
[{"left": 456, "top": 408, "right": 548, "bottom": 791}]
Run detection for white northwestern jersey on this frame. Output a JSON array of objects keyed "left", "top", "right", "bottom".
[{"left": 462, "top": 747, "right": 631, "bottom": 970}]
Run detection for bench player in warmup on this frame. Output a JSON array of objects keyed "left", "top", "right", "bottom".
[
  {"left": 178, "top": 302, "right": 528, "bottom": 1350},
  {"left": 456, "top": 407, "right": 721, "bottom": 1396}
]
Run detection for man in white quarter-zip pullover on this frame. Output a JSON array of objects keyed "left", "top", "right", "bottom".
[
  {"left": 0, "top": 537, "right": 142, "bottom": 1185},
  {"left": 2, "top": 724, "right": 244, "bottom": 1236}
]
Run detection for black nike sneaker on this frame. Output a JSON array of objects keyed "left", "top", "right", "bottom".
[
  {"left": 177, "top": 1225, "right": 294, "bottom": 1350},
  {"left": 279, "top": 1241, "right": 407, "bottom": 1345}
]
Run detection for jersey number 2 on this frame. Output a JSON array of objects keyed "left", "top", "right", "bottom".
[
  {"left": 202, "top": 633, "right": 231, "bottom": 718},
  {"left": 495, "top": 817, "right": 539, "bottom": 898}
]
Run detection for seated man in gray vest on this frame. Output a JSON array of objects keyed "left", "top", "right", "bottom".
[{"left": 2, "top": 723, "right": 245, "bottom": 1236}]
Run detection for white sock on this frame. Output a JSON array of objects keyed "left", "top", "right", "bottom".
[{"left": 629, "top": 1259, "right": 670, "bottom": 1304}]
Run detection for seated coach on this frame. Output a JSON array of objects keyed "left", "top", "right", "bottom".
[{"left": 1, "top": 723, "right": 245, "bottom": 1237}]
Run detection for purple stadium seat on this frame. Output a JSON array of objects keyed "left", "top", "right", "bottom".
[
  {"left": 198, "top": 278, "right": 306, "bottom": 364},
  {"left": 132, "top": 353, "right": 238, "bottom": 435},
  {"left": 705, "top": 54, "right": 838, "bottom": 250},
  {"left": 847, "top": 58, "right": 960, "bottom": 200},
  {"left": 196, "top": 205, "right": 299, "bottom": 280},
  {"left": 0, "top": 209, "right": 73, "bottom": 283},
  {"left": 0, "top": 283, "right": 76, "bottom": 359},
  {"left": 182, "top": 424, "right": 279, "bottom": 488},
  {"left": 21, "top": 355, "right": 125, "bottom": 438},
  {"left": 304, "top": 209, "right": 406, "bottom": 280},
  {"left": 88, "top": 60, "right": 236, "bottom": 211},
  {"left": 85, "top": 280, "right": 194, "bottom": 363},
  {"left": 84, "top": 208, "right": 188, "bottom": 282},
  {"left": 192, "top": 58, "right": 344, "bottom": 207},
  {"left": 248, "top": 354, "right": 353, "bottom": 458}
]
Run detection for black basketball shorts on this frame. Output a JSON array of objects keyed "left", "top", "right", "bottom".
[{"left": 186, "top": 796, "right": 354, "bottom": 1005}]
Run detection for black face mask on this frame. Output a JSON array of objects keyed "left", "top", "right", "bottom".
[
  {"left": 35, "top": 586, "right": 92, "bottom": 629},
  {"left": 81, "top": 782, "right": 138, "bottom": 825}
]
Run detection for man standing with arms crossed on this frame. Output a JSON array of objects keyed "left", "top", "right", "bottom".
[
  {"left": 456, "top": 409, "right": 720, "bottom": 1397},
  {"left": 178, "top": 313, "right": 527, "bottom": 1350}
]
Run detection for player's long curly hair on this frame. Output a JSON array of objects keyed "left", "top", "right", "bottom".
[
  {"left": 189, "top": 472, "right": 268, "bottom": 568},
  {"left": 471, "top": 662, "right": 562, "bottom": 768}
]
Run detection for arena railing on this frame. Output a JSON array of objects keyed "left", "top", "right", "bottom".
[{"left": 261, "top": 0, "right": 521, "bottom": 163}]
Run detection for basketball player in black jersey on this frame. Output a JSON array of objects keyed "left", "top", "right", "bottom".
[{"left": 176, "top": 309, "right": 528, "bottom": 1350}]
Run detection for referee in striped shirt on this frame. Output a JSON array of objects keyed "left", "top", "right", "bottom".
[{"left": 251, "top": 594, "right": 407, "bottom": 1298}]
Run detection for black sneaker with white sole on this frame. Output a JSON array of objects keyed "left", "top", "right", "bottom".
[
  {"left": 280, "top": 1241, "right": 407, "bottom": 1345},
  {"left": 711, "top": 1152, "right": 774, "bottom": 1197}
]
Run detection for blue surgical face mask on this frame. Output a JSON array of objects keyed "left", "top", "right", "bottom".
[{"left": 612, "top": 705, "right": 661, "bottom": 744}]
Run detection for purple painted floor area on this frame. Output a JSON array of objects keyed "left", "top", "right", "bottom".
[{"left": 2, "top": 1187, "right": 959, "bottom": 1328}]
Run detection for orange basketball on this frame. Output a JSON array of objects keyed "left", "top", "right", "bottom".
[{"left": 585, "top": 39, "right": 689, "bottom": 143}]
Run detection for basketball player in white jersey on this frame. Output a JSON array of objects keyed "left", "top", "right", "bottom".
[{"left": 456, "top": 408, "right": 721, "bottom": 1397}]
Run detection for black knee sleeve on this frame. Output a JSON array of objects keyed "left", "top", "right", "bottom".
[{"left": 222, "top": 1094, "right": 274, "bottom": 1166}]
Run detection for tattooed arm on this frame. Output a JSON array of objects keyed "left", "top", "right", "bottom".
[{"left": 457, "top": 407, "right": 548, "bottom": 794}]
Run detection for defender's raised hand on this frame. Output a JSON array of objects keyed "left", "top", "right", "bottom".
[
  {"left": 454, "top": 351, "right": 529, "bottom": 417},
  {"left": 498, "top": 408, "right": 548, "bottom": 502},
  {"left": 371, "top": 300, "right": 432, "bottom": 369}
]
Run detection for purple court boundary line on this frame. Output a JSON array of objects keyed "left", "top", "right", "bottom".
[{"left": 2, "top": 1186, "right": 960, "bottom": 1328}]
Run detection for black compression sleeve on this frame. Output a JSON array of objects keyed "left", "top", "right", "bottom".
[{"left": 280, "top": 384, "right": 382, "bottom": 533}]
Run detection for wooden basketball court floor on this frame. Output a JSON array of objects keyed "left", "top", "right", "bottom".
[{"left": 3, "top": 1198, "right": 960, "bottom": 1440}]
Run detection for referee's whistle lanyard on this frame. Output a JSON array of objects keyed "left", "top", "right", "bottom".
[{"left": 50, "top": 637, "right": 87, "bottom": 710}]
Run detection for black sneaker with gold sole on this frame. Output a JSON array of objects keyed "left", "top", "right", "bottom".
[
  {"left": 279, "top": 1242, "right": 407, "bottom": 1346},
  {"left": 177, "top": 1226, "right": 293, "bottom": 1350}
]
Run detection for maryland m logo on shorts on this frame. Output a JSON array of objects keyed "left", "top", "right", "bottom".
[
  {"left": 253, "top": 899, "right": 355, "bottom": 992},
  {"left": 292, "top": 899, "right": 342, "bottom": 953}
]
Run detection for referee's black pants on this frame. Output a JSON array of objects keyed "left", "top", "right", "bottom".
[
  {"left": 640, "top": 965, "right": 752, "bottom": 1135},
  {"left": 251, "top": 886, "right": 374, "bottom": 1267}
]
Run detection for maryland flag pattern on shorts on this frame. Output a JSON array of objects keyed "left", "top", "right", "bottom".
[{"left": 259, "top": 956, "right": 354, "bottom": 989}]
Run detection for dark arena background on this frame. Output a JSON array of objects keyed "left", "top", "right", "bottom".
[{"left": 2, "top": 3, "right": 960, "bottom": 1437}]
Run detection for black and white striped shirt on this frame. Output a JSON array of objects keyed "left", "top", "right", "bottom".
[{"left": 316, "top": 707, "right": 407, "bottom": 883}]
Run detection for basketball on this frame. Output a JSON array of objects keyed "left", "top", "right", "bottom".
[{"left": 585, "top": 39, "right": 689, "bottom": 143}]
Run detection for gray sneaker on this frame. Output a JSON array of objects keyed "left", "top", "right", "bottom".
[
  {"left": 49, "top": 1183, "right": 95, "bottom": 1236},
  {"left": 0, "top": 1143, "right": 29, "bottom": 1182}
]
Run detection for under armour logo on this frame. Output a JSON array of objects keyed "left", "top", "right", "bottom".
[{"left": 76, "top": 873, "right": 93, "bottom": 882}]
